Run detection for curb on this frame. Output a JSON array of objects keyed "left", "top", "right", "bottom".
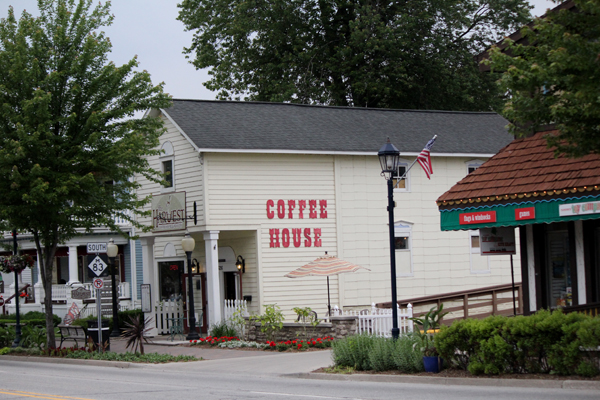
[
  {"left": 285, "top": 372, "right": 600, "bottom": 391},
  {"left": 0, "top": 355, "right": 134, "bottom": 369}
]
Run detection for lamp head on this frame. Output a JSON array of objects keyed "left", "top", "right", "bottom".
[
  {"left": 107, "top": 238, "right": 118, "bottom": 258},
  {"left": 235, "top": 255, "right": 245, "bottom": 273},
  {"left": 378, "top": 138, "right": 400, "bottom": 181},
  {"left": 181, "top": 231, "right": 195, "bottom": 253}
]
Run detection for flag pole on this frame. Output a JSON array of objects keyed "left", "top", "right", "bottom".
[{"left": 393, "top": 135, "right": 437, "bottom": 189}]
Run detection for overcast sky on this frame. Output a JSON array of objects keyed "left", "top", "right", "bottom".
[{"left": 0, "top": 0, "right": 559, "bottom": 101}]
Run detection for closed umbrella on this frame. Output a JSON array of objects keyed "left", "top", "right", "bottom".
[{"left": 285, "top": 252, "right": 369, "bottom": 317}]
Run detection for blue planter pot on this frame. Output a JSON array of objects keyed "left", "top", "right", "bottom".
[{"left": 423, "top": 356, "right": 441, "bottom": 373}]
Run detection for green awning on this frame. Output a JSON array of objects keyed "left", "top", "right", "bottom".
[{"left": 440, "top": 194, "right": 600, "bottom": 231}]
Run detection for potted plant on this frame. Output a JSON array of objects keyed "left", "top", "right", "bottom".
[
  {"left": 410, "top": 304, "right": 448, "bottom": 373},
  {"left": 0, "top": 254, "right": 34, "bottom": 274}
]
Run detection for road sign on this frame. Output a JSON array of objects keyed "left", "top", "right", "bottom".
[
  {"left": 93, "top": 278, "right": 104, "bottom": 289},
  {"left": 88, "top": 256, "right": 108, "bottom": 277},
  {"left": 87, "top": 242, "right": 107, "bottom": 253},
  {"left": 71, "top": 287, "right": 92, "bottom": 300}
]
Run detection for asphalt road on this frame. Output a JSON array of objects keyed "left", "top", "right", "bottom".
[{"left": 0, "top": 358, "right": 598, "bottom": 400}]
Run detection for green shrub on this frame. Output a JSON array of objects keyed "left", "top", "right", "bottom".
[
  {"left": 393, "top": 333, "right": 424, "bottom": 373},
  {"left": 332, "top": 334, "right": 375, "bottom": 371},
  {"left": 0, "top": 325, "right": 15, "bottom": 347},
  {"left": 209, "top": 320, "right": 239, "bottom": 338},
  {"left": 435, "top": 310, "right": 600, "bottom": 377},
  {"left": 117, "top": 309, "right": 144, "bottom": 330},
  {"left": 250, "top": 304, "right": 284, "bottom": 342},
  {"left": 368, "top": 337, "right": 396, "bottom": 372},
  {"left": 21, "top": 325, "right": 47, "bottom": 350}
]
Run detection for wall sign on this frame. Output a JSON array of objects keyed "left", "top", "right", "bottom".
[
  {"left": 559, "top": 200, "right": 600, "bottom": 217},
  {"left": 266, "top": 199, "right": 327, "bottom": 248},
  {"left": 515, "top": 207, "right": 535, "bottom": 221},
  {"left": 459, "top": 211, "right": 496, "bottom": 225},
  {"left": 152, "top": 192, "right": 186, "bottom": 232},
  {"left": 480, "top": 227, "right": 516, "bottom": 255}
]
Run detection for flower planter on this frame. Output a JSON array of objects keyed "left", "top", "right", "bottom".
[{"left": 423, "top": 356, "right": 442, "bottom": 373}]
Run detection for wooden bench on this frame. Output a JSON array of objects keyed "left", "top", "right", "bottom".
[{"left": 58, "top": 325, "right": 88, "bottom": 348}]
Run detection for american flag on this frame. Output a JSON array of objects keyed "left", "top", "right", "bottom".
[{"left": 417, "top": 135, "right": 437, "bottom": 179}]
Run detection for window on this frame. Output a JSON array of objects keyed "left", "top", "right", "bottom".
[
  {"left": 392, "top": 161, "right": 410, "bottom": 191},
  {"left": 160, "top": 141, "right": 175, "bottom": 192},
  {"left": 466, "top": 160, "right": 484, "bottom": 175},
  {"left": 469, "top": 230, "right": 490, "bottom": 274},
  {"left": 162, "top": 160, "right": 173, "bottom": 188},
  {"left": 395, "top": 222, "right": 413, "bottom": 276}
]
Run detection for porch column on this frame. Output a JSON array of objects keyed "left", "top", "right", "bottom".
[
  {"left": 67, "top": 245, "right": 80, "bottom": 285},
  {"left": 34, "top": 251, "right": 44, "bottom": 305},
  {"left": 526, "top": 225, "right": 537, "bottom": 311},
  {"left": 140, "top": 237, "right": 157, "bottom": 336},
  {"left": 574, "top": 220, "right": 587, "bottom": 305},
  {"left": 204, "top": 231, "right": 221, "bottom": 326}
]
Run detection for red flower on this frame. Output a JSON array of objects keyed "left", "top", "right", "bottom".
[{"left": 297, "top": 343, "right": 302, "bottom": 349}]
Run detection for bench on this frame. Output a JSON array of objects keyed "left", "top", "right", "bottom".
[{"left": 58, "top": 325, "right": 88, "bottom": 348}]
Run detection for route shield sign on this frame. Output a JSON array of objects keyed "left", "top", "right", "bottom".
[{"left": 88, "top": 255, "right": 108, "bottom": 277}]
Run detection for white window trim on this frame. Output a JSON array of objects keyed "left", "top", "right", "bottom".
[
  {"left": 393, "top": 158, "right": 411, "bottom": 193},
  {"left": 160, "top": 141, "right": 175, "bottom": 193},
  {"left": 466, "top": 159, "right": 485, "bottom": 175},
  {"left": 469, "top": 230, "right": 490, "bottom": 274},
  {"left": 395, "top": 221, "right": 413, "bottom": 277}
]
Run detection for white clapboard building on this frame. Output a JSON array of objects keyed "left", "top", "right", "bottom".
[{"left": 134, "top": 100, "right": 519, "bottom": 335}]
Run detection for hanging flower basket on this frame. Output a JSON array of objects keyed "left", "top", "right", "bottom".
[{"left": 0, "top": 254, "right": 34, "bottom": 274}]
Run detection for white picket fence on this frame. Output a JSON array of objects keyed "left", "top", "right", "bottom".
[
  {"left": 154, "top": 299, "right": 185, "bottom": 335},
  {"left": 333, "top": 303, "right": 413, "bottom": 337},
  {"left": 223, "top": 299, "right": 248, "bottom": 321}
]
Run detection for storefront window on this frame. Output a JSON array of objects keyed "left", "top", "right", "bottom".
[{"left": 159, "top": 261, "right": 184, "bottom": 301}]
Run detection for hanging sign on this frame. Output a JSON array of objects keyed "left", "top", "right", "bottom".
[
  {"left": 479, "top": 227, "right": 516, "bottom": 255},
  {"left": 152, "top": 192, "right": 187, "bottom": 232}
]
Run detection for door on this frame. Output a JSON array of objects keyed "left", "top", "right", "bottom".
[
  {"left": 546, "top": 230, "right": 572, "bottom": 308},
  {"left": 182, "top": 272, "right": 207, "bottom": 333}
]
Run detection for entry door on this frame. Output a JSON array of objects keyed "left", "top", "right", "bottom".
[
  {"left": 182, "top": 273, "right": 207, "bottom": 333},
  {"left": 546, "top": 231, "right": 572, "bottom": 308}
]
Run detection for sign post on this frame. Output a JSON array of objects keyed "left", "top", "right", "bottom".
[{"left": 93, "top": 278, "right": 104, "bottom": 352}]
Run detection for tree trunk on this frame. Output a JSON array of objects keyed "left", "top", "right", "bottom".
[{"left": 34, "top": 232, "right": 58, "bottom": 350}]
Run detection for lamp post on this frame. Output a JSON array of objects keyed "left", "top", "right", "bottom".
[
  {"left": 107, "top": 239, "right": 120, "bottom": 337},
  {"left": 182, "top": 231, "right": 199, "bottom": 340},
  {"left": 11, "top": 229, "right": 21, "bottom": 348},
  {"left": 235, "top": 255, "right": 245, "bottom": 300},
  {"left": 378, "top": 139, "right": 401, "bottom": 340}
]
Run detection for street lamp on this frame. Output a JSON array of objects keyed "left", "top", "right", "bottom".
[
  {"left": 378, "top": 138, "right": 401, "bottom": 340},
  {"left": 107, "top": 238, "right": 120, "bottom": 337},
  {"left": 236, "top": 255, "right": 245, "bottom": 300},
  {"left": 11, "top": 229, "right": 21, "bottom": 348},
  {"left": 182, "top": 231, "right": 199, "bottom": 340}
]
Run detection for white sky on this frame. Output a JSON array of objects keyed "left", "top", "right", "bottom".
[{"left": 0, "top": 0, "right": 559, "bottom": 101}]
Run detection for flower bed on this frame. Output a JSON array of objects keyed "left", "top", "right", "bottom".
[{"left": 188, "top": 335, "right": 334, "bottom": 351}]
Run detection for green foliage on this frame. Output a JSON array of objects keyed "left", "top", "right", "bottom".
[
  {"left": 0, "top": 325, "right": 15, "bottom": 347},
  {"left": 410, "top": 304, "right": 448, "bottom": 356},
  {"left": 332, "top": 333, "right": 424, "bottom": 372},
  {"left": 64, "top": 350, "right": 197, "bottom": 363},
  {"left": 436, "top": 310, "right": 600, "bottom": 376},
  {"left": 0, "top": 312, "right": 61, "bottom": 327},
  {"left": 117, "top": 309, "right": 144, "bottom": 330},
  {"left": 121, "top": 315, "right": 152, "bottom": 355},
  {"left": 209, "top": 320, "right": 239, "bottom": 338},
  {"left": 293, "top": 306, "right": 319, "bottom": 340},
  {"left": 21, "top": 325, "right": 47, "bottom": 351},
  {"left": 177, "top": 0, "right": 531, "bottom": 111},
  {"left": 486, "top": 0, "right": 600, "bottom": 157},
  {"left": 0, "top": 0, "right": 171, "bottom": 350},
  {"left": 392, "top": 333, "right": 425, "bottom": 373},
  {"left": 0, "top": 347, "right": 10, "bottom": 355},
  {"left": 250, "top": 304, "right": 284, "bottom": 342}
]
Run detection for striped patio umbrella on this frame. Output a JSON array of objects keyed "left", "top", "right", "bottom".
[{"left": 285, "top": 253, "right": 369, "bottom": 317}]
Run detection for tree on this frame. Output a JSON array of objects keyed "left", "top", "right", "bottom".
[
  {"left": 177, "top": 0, "right": 532, "bottom": 110},
  {"left": 486, "top": 0, "right": 600, "bottom": 158},
  {"left": 0, "top": 0, "right": 171, "bottom": 348}
]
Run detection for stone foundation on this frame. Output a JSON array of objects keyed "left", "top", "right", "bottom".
[{"left": 244, "top": 316, "right": 358, "bottom": 342}]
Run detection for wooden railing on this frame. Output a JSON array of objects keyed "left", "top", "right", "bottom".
[
  {"left": 562, "top": 302, "right": 600, "bottom": 317},
  {"left": 376, "top": 283, "right": 522, "bottom": 325}
]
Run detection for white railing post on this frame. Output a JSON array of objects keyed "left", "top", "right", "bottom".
[{"left": 407, "top": 303, "right": 413, "bottom": 333}]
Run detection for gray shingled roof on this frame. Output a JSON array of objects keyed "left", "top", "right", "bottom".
[{"left": 162, "top": 99, "right": 513, "bottom": 154}]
